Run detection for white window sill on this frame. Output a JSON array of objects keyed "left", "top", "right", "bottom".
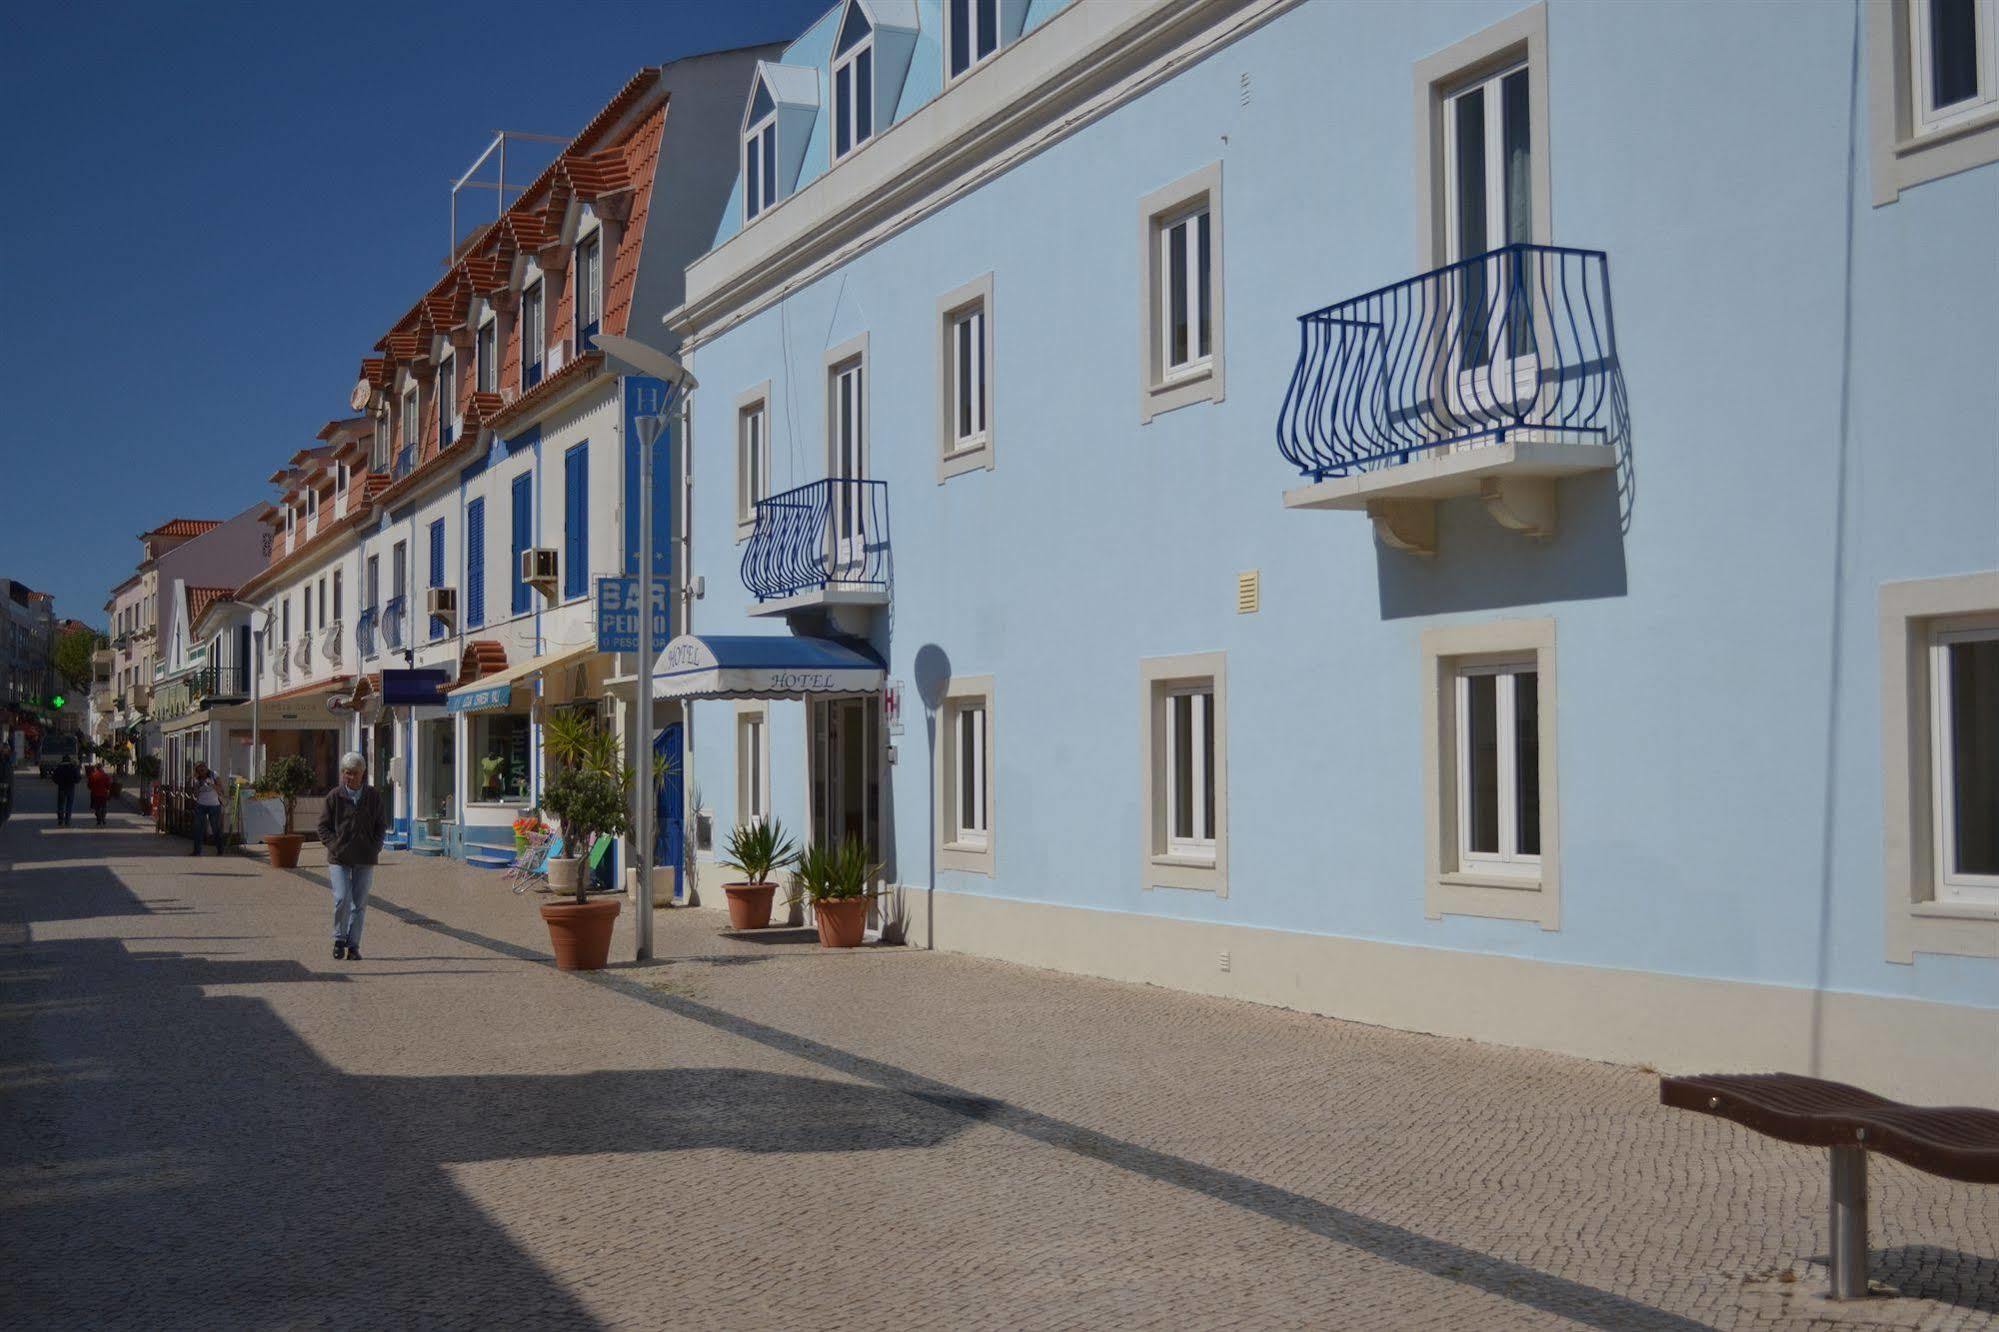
[
  {"left": 1443, "top": 868, "right": 1543, "bottom": 891},
  {"left": 1896, "top": 106, "right": 1999, "bottom": 156},
  {"left": 1911, "top": 898, "right": 1999, "bottom": 921},
  {"left": 1159, "top": 361, "right": 1213, "bottom": 389},
  {"left": 735, "top": 518, "right": 756, "bottom": 544},
  {"left": 1141, "top": 360, "right": 1223, "bottom": 424},
  {"left": 938, "top": 440, "right": 993, "bottom": 482}
]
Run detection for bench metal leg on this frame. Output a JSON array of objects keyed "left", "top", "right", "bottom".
[{"left": 1828, "top": 1146, "right": 1869, "bottom": 1300}]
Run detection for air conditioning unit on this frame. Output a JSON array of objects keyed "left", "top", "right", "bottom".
[
  {"left": 521, "top": 548, "right": 560, "bottom": 591},
  {"left": 426, "top": 586, "right": 458, "bottom": 626}
]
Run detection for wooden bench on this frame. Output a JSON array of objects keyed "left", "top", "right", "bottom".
[{"left": 1661, "top": 1073, "right": 1999, "bottom": 1299}]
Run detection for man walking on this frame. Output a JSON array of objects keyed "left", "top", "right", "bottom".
[
  {"left": 50, "top": 753, "right": 81, "bottom": 827},
  {"left": 317, "top": 752, "right": 387, "bottom": 961},
  {"left": 189, "top": 762, "right": 225, "bottom": 855}
]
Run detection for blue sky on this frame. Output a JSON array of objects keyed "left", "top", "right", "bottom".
[{"left": 0, "top": 0, "right": 828, "bottom": 628}]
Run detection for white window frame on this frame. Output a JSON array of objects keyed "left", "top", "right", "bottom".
[
  {"left": 938, "top": 676, "right": 995, "bottom": 875},
  {"left": 1137, "top": 162, "right": 1225, "bottom": 423},
  {"left": 945, "top": 0, "right": 1002, "bottom": 84},
  {"left": 1140, "top": 652, "right": 1227, "bottom": 895},
  {"left": 401, "top": 388, "right": 420, "bottom": 456},
  {"left": 735, "top": 702, "right": 769, "bottom": 827},
  {"left": 1872, "top": 0, "right": 1999, "bottom": 202},
  {"left": 1881, "top": 573, "right": 1999, "bottom": 962},
  {"left": 437, "top": 353, "right": 456, "bottom": 441},
  {"left": 476, "top": 316, "right": 497, "bottom": 394},
  {"left": 1929, "top": 618, "right": 1999, "bottom": 908},
  {"left": 743, "top": 105, "right": 779, "bottom": 224},
  {"left": 1158, "top": 206, "right": 1212, "bottom": 385},
  {"left": 574, "top": 227, "right": 603, "bottom": 342},
  {"left": 831, "top": 9, "right": 876, "bottom": 166},
  {"left": 1413, "top": 4, "right": 1551, "bottom": 270},
  {"left": 1163, "top": 684, "right": 1216, "bottom": 861},
  {"left": 936, "top": 273, "right": 995, "bottom": 480},
  {"left": 1912, "top": 0, "right": 1999, "bottom": 134},
  {"left": 824, "top": 333, "right": 869, "bottom": 579},
  {"left": 336, "top": 462, "right": 350, "bottom": 496},
  {"left": 736, "top": 382, "right": 772, "bottom": 540},
  {"left": 1421, "top": 618, "right": 1559, "bottom": 929},
  {"left": 1452, "top": 660, "right": 1541, "bottom": 877},
  {"left": 521, "top": 278, "right": 545, "bottom": 387}
]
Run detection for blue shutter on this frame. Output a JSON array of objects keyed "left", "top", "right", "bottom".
[
  {"left": 465, "top": 498, "right": 486, "bottom": 628},
  {"left": 428, "top": 519, "right": 445, "bottom": 639},
  {"left": 564, "top": 443, "right": 588, "bottom": 598},
  {"left": 511, "top": 473, "right": 533, "bottom": 614}
]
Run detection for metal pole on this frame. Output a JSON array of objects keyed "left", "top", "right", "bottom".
[
  {"left": 1827, "top": 1145, "right": 1869, "bottom": 1299},
  {"left": 635, "top": 396, "right": 655, "bottom": 961}
]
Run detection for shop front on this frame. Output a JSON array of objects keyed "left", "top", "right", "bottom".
[{"left": 443, "top": 643, "right": 605, "bottom": 865}]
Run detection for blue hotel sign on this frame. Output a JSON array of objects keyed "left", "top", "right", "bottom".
[
  {"left": 596, "top": 576, "right": 670, "bottom": 653},
  {"left": 447, "top": 682, "right": 512, "bottom": 714}
]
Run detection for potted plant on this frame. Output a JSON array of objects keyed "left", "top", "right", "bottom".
[
  {"left": 134, "top": 752, "right": 160, "bottom": 803},
  {"left": 535, "top": 761, "right": 629, "bottom": 970},
  {"left": 789, "top": 838, "right": 882, "bottom": 949},
  {"left": 255, "top": 755, "right": 316, "bottom": 868},
  {"left": 720, "top": 817, "right": 797, "bottom": 930}
]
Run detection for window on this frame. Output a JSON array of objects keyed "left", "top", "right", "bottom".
[
  {"left": 282, "top": 597, "right": 290, "bottom": 645},
  {"left": 1420, "top": 618, "right": 1559, "bottom": 928},
  {"left": 438, "top": 354, "right": 456, "bottom": 446},
  {"left": 365, "top": 555, "right": 379, "bottom": 611},
  {"left": 1880, "top": 573, "right": 1999, "bottom": 962},
  {"left": 521, "top": 281, "right": 545, "bottom": 390},
  {"left": 736, "top": 704, "right": 769, "bottom": 827},
  {"left": 574, "top": 230, "right": 602, "bottom": 345},
  {"left": 563, "top": 443, "right": 588, "bottom": 599},
  {"left": 476, "top": 319, "right": 497, "bottom": 395},
  {"left": 391, "top": 541, "right": 407, "bottom": 607},
  {"left": 471, "top": 713, "right": 531, "bottom": 803},
  {"left": 428, "top": 519, "right": 446, "bottom": 640},
  {"left": 401, "top": 389, "right": 420, "bottom": 462},
  {"left": 1140, "top": 653, "right": 1227, "bottom": 894},
  {"left": 736, "top": 386, "right": 770, "bottom": 535},
  {"left": 1414, "top": 5, "right": 1549, "bottom": 269},
  {"left": 285, "top": 506, "right": 295, "bottom": 540},
  {"left": 1869, "top": 0, "right": 1999, "bottom": 202},
  {"left": 511, "top": 471, "right": 533, "bottom": 616},
  {"left": 306, "top": 487, "right": 319, "bottom": 520},
  {"left": 946, "top": 0, "right": 1001, "bottom": 81},
  {"left": 332, "top": 570, "right": 342, "bottom": 625},
  {"left": 832, "top": 5, "right": 875, "bottom": 163},
  {"left": 743, "top": 80, "right": 778, "bottom": 223},
  {"left": 304, "top": 582, "right": 313, "bottom": 637},
  {"left": 1138, "top": 163, "right": 1225, "bottom": 422},
  {"left": 825, "top": 334, "right": 869, "bottom": 580},
  {"left": 318, "top": 577, "right": 327, "bottom": 627},
  {"left": 464, "top": 497, "right": 486, "bottom": 629},
  {"left": 936, "top": 275, "right": 994, "bottom": 478},
  {"left": 336, "top": 462, "right": 350, "bottom": 496}
]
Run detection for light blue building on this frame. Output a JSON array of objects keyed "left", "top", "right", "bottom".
[{"left": 657, "top": 0, "right": 1999, "bottom": 1103}]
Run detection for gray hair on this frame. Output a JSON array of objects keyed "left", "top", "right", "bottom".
[{"left": 339, "top": 752, "right": 366, "bottom": 774}]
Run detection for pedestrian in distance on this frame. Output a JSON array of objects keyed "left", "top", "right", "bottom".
[
  {"left": 86, "top": 761, "right": 112, "bottom": 826},
  {"left": 318, "top": 752, "right": 388, "bottom": 961},
  {"left": 188, "top": 762, "right": 225, "bottom": 855},
  {"left": 50, "top": 753, "right": 81, "bottom": 827}
]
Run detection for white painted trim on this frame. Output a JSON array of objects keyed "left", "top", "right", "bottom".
[
  {"left": 1868, "top": 0, "right": 1999, "bottom": 203},
  {"left": 1140, "top": 651, "right": 1228, "bottom": 895},
  {"left": 938, "top": 674, "right": 996, "bottom": 875},
  {"left": 1879, "top": 571, "right": 1999, "bottom": 961},
  {"left": 735, "top": 380, "right": 772, "bottom": 541},
  {"left": 1420, "top": 617, "right": 1560, "bottom": 929},
  {"left": 896, "top": 887, "right": 1999, "bottom": 1107},
  {"left": 1137, "top": 160, "right": 1225, "bottom": 424},
  {"left": 936, "top": 272, "right": 996, "bottom": 481},
  {"left": 735, "top": 701, "right": 770, "bottom": 828}
]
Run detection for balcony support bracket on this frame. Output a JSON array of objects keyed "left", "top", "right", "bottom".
[
  {"left": 1480, "top": 476, "right": 1557, "bottom": 541},
  {"left": 1365, "top": 500, "right": 1437, "bottom": 558}
]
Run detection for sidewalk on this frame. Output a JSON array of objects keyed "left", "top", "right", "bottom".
[{"left": 3, "top": 784, "right": 1995, "bottom": 1330}]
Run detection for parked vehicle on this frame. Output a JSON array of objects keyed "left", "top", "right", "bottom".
[{"left": 37, "top": 732, "right": 79, "bottom": 781}]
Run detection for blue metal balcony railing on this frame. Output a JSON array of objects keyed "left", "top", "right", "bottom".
[
  {"left": 381, "top": 596, "right": 407, "bottom": 651},
  {"left": 394, "top": 447, "right": 415, "bottom": 480},
  {"left": 742, "top": 478, "right": 891, "bottom": 603},
  {"left": 356, "top": 606, "right": 379, "bottom": 659},
  {"left": 1277, "top": 243, "right": 1626, "bottom": 480}
]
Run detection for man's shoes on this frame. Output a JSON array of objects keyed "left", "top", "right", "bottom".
[
  {"left": 344, "top": 945, "right": 361, "bottom": 961},
  {"left": 334, "top": 941, "right": 348, "bottom": 960}
]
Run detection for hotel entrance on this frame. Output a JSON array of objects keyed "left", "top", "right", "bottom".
[{"left": 808, "top": 694, "right": 881, "bottom": 863}]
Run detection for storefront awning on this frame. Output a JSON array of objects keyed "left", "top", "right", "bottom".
[
  {"left": 644, "top": 634, "right": 885, "bottom": 700},
  {"left": 444, "top": 643, "right": 597, "bottom": 714}
]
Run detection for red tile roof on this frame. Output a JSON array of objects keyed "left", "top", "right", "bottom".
[
  {"left": 142, "top": 519, "right": 222, "bottom": 539},
  {"left": 185, "top": 586, "right": 235, "bottom": 627},
  {"left": 264, "top": 675, "right": 354, "bottom": 706},
  {"left": 459, "top": 640, "right": 508, "bottom": 684}
]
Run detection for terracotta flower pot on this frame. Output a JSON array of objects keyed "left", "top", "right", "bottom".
[
  {"left": 265, "top": 833, "right": 303, "bottom": 869},
  {"left": 724, "top": 882, "right": 776, "bottom": 930},
  {"left": 812, "top": 896, "right": 868, "bottom": 949},
  {"left": 540, "top": 897, "right": 622, "bottom": 971}
]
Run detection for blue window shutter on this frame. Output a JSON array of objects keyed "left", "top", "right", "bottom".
[
  {"left": 565, "top": 443, "right": 588, "bottom": 598},
  {"left": 511, "top": 473, "right": 533, "bottom": 614},
  {"left": 428, "top": 519, "right": 445, "bottom": 639},
  {"left": 465, "top": 498, "right": 486, "bottom": 628}
]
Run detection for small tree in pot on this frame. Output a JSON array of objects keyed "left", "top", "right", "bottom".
[
  {"left": 533, "top": 715, "right": 630, "bottom": 971},
  {"left": 255, "top": 754, "right": 316, "bottom": 868},
  {"left": 720, "top": 818, "right": 797, "bottom": 931},
  {"left": 134, "top": 752, "right": 160, "bottom": 802},
  {"left": 789, "top": 838, "right": 882, "bottom": 949}
]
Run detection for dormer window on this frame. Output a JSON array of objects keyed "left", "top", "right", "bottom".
[
  {"left": 744, "top": 78, "right": 778, "bottom": 222},
  {"left": 522, "top": 280, "right": 545, "bottom": 390},
  {"left": 476, "top": 318, "right": 497, "bottom": 394},
  {"left": 336, "top": 461, "right": 350, "bottom": 495},
  {"left": 400, "top": 388, "right": 419, "bottom": 468},
  {"left": 574, "top": 230, "right": 602, "bottom": 346},
  {"left": 438, "top": 352, "right": 456, "bottom": 446},
  {"left": 306, "top": 487, "right": 319, "bottom": 521},
  {"left": 832, "top": 4, "right": 876, "bottom": 163},
  {"left": 946, "top": 0, "right": 1001, "bottom": 81}
]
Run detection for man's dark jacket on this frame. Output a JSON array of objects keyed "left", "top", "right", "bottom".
[{"left": 317, "top": 784, "right": 388, "bottom": 866}]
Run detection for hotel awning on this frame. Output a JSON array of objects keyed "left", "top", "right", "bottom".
[
  {"left": 641, "top": 634, "right": 885, "bottom": 700},
  {"left": 444, "top": 642, "right": 597, "bottom": 713}
]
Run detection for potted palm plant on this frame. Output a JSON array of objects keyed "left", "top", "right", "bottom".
[
  {"left": 256, "top": 755, "right": 316, "bottom": 868},
  {"left": 720, "top": 817, "right": 797, "bottom": 930},
  {"left": 535, "top": 762, "right": 628, "bottom": 969},
  {"left": 790, "top": 838, "right": 882, "bottom": 948}
]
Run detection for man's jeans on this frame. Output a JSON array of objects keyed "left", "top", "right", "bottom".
[
  {"left": 329, "top": 863, "right": 375, "bottom": 948},
  {"left": 191, "top": 804, "right": 224, "bottom": 854},
  {"left": 54, "top": 788, "right": 75, "bottom": 823}
]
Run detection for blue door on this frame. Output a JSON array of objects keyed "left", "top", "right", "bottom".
[{"left": 654, "top": 722, "right": 684, "bottom": 901}]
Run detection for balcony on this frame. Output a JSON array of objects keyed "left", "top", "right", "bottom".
[
  {"left": 193, "top": 664, "right": 250, "bottom": 701},
  {"left": 321, "top": 621, "right": 344, "bottom": 665},
  {"left": 741, "top": 478, "right": 891, "bottom": 617},
  {"left": 1276, "top": 244, "right": 1627, "bottom": 555},
  {"left": 294, "top": 637, "right": 312, "bottom": 671},
  {"left": 274, "top": 647, "right": 292, "bottom": 684},
  {"left": 356, "top": 606, "right": 379, "bottom": 659},
  {"left": 382, "top": 596, "right": 407, "bottom": 651}
]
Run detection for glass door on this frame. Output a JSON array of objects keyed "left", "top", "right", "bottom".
[
  {"left": 1442, "top": 63, "right": 1538, "bottom": 424},
  {"left": 809, "top": 695, "right": 881, "bottom": 861},
  {"left": 827, "top": 359, "right": 866, "bottom": 581}
]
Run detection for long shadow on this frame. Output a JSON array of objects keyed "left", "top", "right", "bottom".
[{"left": 362, "top": 892, "right": 1718, "bottom": 1332}]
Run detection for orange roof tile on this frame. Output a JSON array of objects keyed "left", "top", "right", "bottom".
[
  {"left": 142, "top": 518, "right": 222, "bottom": 539},
  {"left": 185, "top": 586, "right": 235, "bottom": 626}
]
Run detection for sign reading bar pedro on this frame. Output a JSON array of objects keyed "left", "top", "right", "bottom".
[{"left": 596, "top": 577, "right": 671, "bottom": 653}]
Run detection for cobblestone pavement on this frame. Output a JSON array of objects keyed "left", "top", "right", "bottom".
[{"left": 2, "top": 776, "right": 1994, "bottom": 1331}]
